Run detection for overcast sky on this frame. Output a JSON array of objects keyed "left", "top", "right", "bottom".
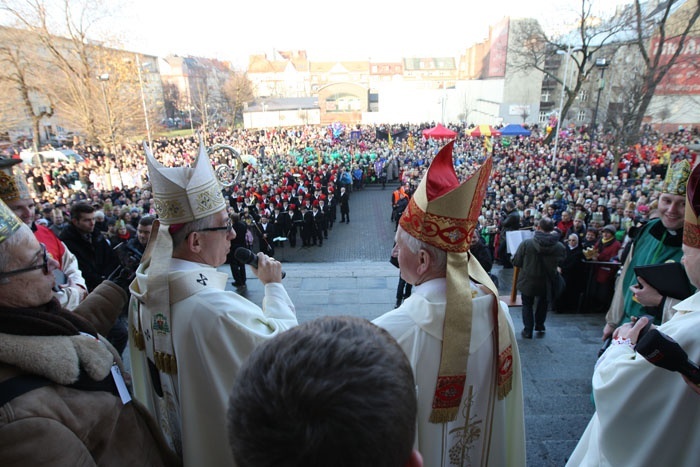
[{"left": 7, "top": 0, "right": 633, "bottom": 69}]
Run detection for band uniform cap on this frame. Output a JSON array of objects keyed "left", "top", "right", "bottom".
[
  {"left": 145, "top": 141, "right": 226, "bottom": 225},
  {"left": 0, "top": 198, "right": 23, "bottom": 245},
  {"left": 0, "top": 158, "right": 32, "bottom": 203},
  {"left": 683, "top": 161, "right": 700, "bottom": 248},
  {"left": 662, "top": 159, "right": 691, "bottom": 196}
]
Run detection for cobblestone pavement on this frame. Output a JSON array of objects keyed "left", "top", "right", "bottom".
[
  {"left": 269, "top": 184, "right": 398, "bottom": 263},
  {"left": 219, "top": 184, "right": 605, "bottom": 466}
]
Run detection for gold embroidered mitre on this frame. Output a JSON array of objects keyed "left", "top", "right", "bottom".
[
  {"left": 137, "top": 140, "right": 226, "bottom": 375},
  {"left": 146, "top": 141, "right": 226, "bottom": 225},
  {"left": 0, "top": 158, "right": 31, "bottom": 203},
  {"left": 399, "top": 141, "right": 499, "bottom": 423},
  {"left": 400, "top": 141, "right": 490, "bottom": 252},
  {"left": 0, "top": 198, "right": 22, "bottom": 245},
  {"left": 662, "top": 159, "right": 691, "bottom": 196},
  {"left": 683, "top": 161, "right": 700, "bottom": 248}
]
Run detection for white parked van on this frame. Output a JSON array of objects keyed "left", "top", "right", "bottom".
[{"left": 19, "top": 148, "right": 85, "bottom": 165}]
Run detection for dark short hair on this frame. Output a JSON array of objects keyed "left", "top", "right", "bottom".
[
  {"left": 539, "top": 216, "right": 555, "bottom": 232},
  {"left": 138, "top": 215, "right": 155, "bottom": 227},
  {"left": 70, "top": 202, "right": 95, "bottom": 220},
  {"left": 227, "top": 316, "right": 417, "bottom": 467}
]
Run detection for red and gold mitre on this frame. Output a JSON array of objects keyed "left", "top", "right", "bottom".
[
  {"left": 683, "top": 161, "right": 700, "bottom": 248},
  {"left": 399, "top": 141, "right": 491, "bottom": 252},
  {"left": 398, "top": 142, "right": 505, "bottom": 423}
]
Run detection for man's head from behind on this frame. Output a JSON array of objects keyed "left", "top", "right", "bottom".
[
  {"left": 538, "top": 216, "right": 555, "bottom": 233},
  {"left": 227, "top": 316, "right": 421, "bottom": 467}
]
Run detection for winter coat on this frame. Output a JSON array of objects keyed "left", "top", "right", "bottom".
[
  {"left": 0, "top": 283, "right": 180, "bottom": 466},
  {"left": 593, "top": 238, "right": 622, "bottom": 284},
  {"left": 60, "top": 224, "right": 119, "bottom": 292},
  {"left": 512, "top": 230, "right": 566, "bottom": 296}
]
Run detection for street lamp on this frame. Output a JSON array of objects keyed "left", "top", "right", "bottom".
[
  {"left": 135, "top": 54, "right": 153, "bottom": 147},
  {"left": 97, "top": 73, "right": 116, "bottom": 154},
  {"left": 590, "top": 57, "right": 610, "bottom": 137}
]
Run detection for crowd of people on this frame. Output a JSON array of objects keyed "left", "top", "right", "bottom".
[
  {"left": 4, "top": 122, "right": 700, "bottom": 336},
  {"left": 5, "top": 124, "right": 699, "bottom": 268},
  {"left": 0, "top": 121, "right": 699, "bottom": 466}
]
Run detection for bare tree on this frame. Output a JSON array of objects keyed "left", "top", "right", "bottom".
[
  {"left": 617, "top": 0, "right": 700, "bottom": 144},
  {"left": 0, "top": 27, "right": 53, "bottom": 149},
  {"left": 0, "top": 0, "right": 151, "bottom": 150},
  {"left": 223, "top": 71, "right": 254, "bottom": 128},
  {"left": 509, "top": 2, "right": 628, "bottom": 146},
  {"left": 162, "top": 82, "right": 180, "bottom": 121}
]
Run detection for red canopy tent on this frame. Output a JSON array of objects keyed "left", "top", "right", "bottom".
[{"left": 422, "top": 123, "right": 457, "bottom": 140}]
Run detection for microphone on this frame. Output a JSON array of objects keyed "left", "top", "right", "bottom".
[
  {"left": 636, "top": 329, "right": 700, "bottom": 384},
  {"left": 233, "top": 247, "right": 286, "bottom": 279}
]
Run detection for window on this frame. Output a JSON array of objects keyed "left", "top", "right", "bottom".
[
  {"left": 577, "top": 110, "right": 586, "bottom": 121},
  {"left": 539, "top": 111, "right": 548, "bottom": 123},
  {"left": 541, "top": 91, "right": 551, "bottom": 102},
  {"left": 578, "top": 90, "right": 588, "bottom": 101}
]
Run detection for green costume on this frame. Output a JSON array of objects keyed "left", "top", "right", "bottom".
[{"left": 611, "top": 219, "right": 684, "bottom": 324}]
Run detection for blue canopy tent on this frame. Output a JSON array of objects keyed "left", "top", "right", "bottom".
[{"left": 500, "top": 124, "right": 531, "bottom": 136}]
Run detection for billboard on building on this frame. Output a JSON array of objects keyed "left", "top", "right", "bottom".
[
  {"left": 652, "top": 35, "right": 700, "bottom": 95},
  {"left": 488, "top": 18, "right": 509, "bottom": 78}
]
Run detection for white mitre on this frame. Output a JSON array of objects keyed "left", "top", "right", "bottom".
[
  {"left": 132, "top": 140, "right": 226, "bottom": 374},
  {"left": 146, "top": 141, "right": 226, "bottom": 225}
]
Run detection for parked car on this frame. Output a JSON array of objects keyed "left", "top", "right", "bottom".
[{"left": 19, "top": 148, "right": 85, "bottom": 165}]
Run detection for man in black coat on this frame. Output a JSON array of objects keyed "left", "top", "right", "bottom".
[
  {"left": 287, "top": 204, "right": 303, "bottom": 248},
  {"left": 339, "top": 186, "right": 350, "bottom": 223},
  {"left": 326, "top": 189, "right": 338, "bottom": 229},
  {"left": 60, "top": 202, "right": 118, "bottom": 293},
  {"left": 512, "top": 217, "right": 566, "bottom": 338},
  {"left": 227, "top": 212, "right": 249, "bottom": 288},
  {"left": 60, "top": 202, "right": 123, "bottom": 351},
  {"left": 271, "top": 204, "right": 288, "bottom": 249}
]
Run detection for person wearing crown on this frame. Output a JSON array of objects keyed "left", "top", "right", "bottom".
[
  {"left": 128, "top": 142, "right": 297, "bottom": 466},
  {"left": 0, "top": 158, "right": 87, "bottom": 310},
  {"left": 603, "top": 160, "right": 693, "bottom": 342},
  {"left": 373, "top": 142, "right": 526, "bottom": 466},
  {"left": 0, "top": 199, "right": 179, "bottom": 466},
  {"left": 567, "top": 161, "right": 700, "bottom": 467}
]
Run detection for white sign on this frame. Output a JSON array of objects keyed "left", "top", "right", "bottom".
[
  {"left": 509, "top": 105, "right": 531, "bottom": 116},
  {"left": 506, "top": 230, "right": 534, "bottom": 255}
]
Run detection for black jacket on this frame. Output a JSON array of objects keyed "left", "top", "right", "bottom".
[
  {"left": 60, "top": 224, "right": 118, "bottom": 292},
  {"left": 512, "top": 230, "right": 566, "bottom": 296}
]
